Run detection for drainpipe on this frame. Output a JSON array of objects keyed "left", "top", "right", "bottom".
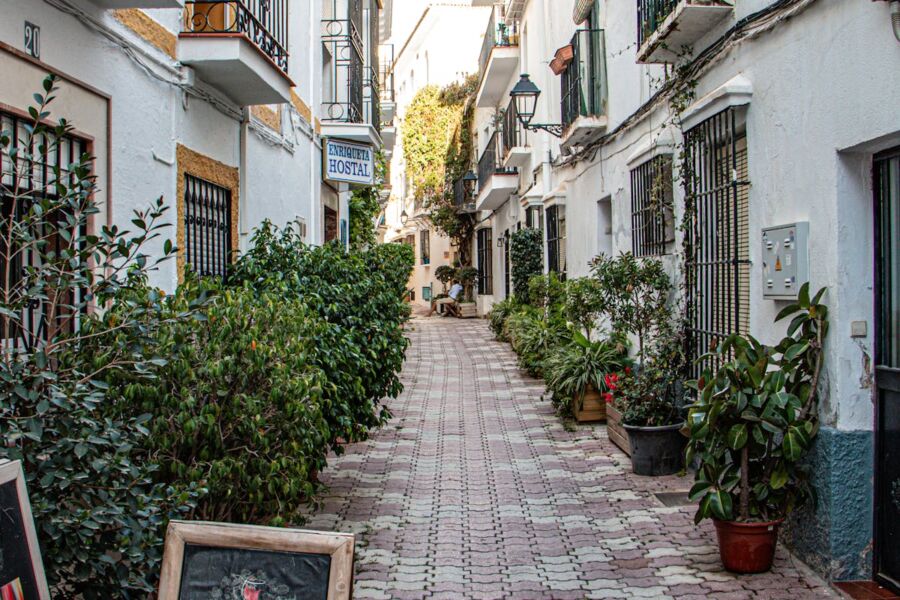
[
  {"left": 239, "top": 106, "right": 250, "bottom": 251},
  {"left": 891, "top": 1, "right": 900, "bottom": 42}
]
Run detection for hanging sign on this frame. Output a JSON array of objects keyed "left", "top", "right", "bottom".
[
  {"left": 323, "top": 139, "right": 375, "bottom": 185},
  {"left": 0, "top": 460, "right": 51, "bottom": 600},
  {"left": 158, "top": 521, "right": 355, "bottom": 600}
]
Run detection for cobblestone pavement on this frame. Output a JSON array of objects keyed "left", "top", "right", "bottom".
[{"left": 303, "top": 317, "right": 837, "bottom": 599}]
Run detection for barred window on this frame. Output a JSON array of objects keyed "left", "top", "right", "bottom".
[
  {"left": 477, "top": 227, "right": 493, "bottom": 295},
  {"left": 1, "top": 110, "right": 89, "bottom": 348},
  {"left": 184, "top": 174, "right": 232, "bottom": 279},
  {"left": 683, "top": 107, "right": 751, "bottom": 378},
  {"left": 630, "top": 154, "right": 674, "bottom": 257},
  {"left": 546, "top": 204, "right": 566, "bottom": 278},
  {"left": 420, "top": 229, "right": 430, "bottom": 265}
]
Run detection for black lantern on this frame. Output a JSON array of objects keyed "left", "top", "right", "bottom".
[
  {"left": 462, "top": 170, "right": 478, "bottom": 200},
  {"left": 400, "top": 209, "right": 409, "bottom": 226},
  {"left": 509, "top": 74, "right": 563, "bottom": 137}
]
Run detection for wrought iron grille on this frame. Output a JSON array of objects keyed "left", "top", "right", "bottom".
[
  {"left": 0, "top": 111, "right": 89, "bottom": 350},
  {"left": 501, "top": 98, "right": 528, "bottom": 158},
  {"left": 477, "top": 227, "right": 493, "bottom": 295},
  {"left": 630, "top": 154, "right": 674, "bottom": 257},
  {"left": 379, "top": 44, "right": 395, "bottom": 105},
  {"left": 322, "top": 13, "right": 365, "bottom": 123},
  {"left": 478, "top": 5, "right": 519, "bottom": 77},
  {"left": 560, "top": 29, "right": 606, "bottom": 130},
  {"left": 183, "top": 174, "right": 232, "bottom": 279},
  {"left": 637, "top": 0, "right": 678, "bottom": 48},
  {"left": 477, "top": 131, "right": 516, "bottom": 192},
  {"left": 683, "top": 107, "right": 751, "bottom": 379},
  {"left": 183, "top": 1, "right": 289, "bottom": 73},
  {"left": 546, "top": 204, "right": 566, "bottom": 278}
]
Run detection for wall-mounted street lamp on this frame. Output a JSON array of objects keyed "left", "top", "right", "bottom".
[
  {"left": 400, "top": 209, "right": 409, "bottom": 226},
  {"left": 462, "top": 170, "right": 478, "bottom": 200},
  {"left": 509, "top": 74, "right": 564, "bottom": 138}
]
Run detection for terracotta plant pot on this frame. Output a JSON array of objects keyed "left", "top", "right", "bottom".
[
  {"left": 605, "top": 403, "right": 631, "bottom": 455},
  {"left": 714, "top": 519, "right": 784, "bottom": 574},
  {"left": 622, "top": 422, "right": 685, "bottom": 476},
  {"left": 574, "top": 385, "right": 606, "bottom": 423},
  {"left": 554, "top": 44, "right": 574, "bottom": 63}
]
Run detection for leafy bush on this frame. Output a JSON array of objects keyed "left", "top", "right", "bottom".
[
  {"left": 565, "top": 277, "right": 603, "bottom": 337},
  {"left": 488, "top": 296, "right": 521, "bottom": 341},
  {"left": 686, "top": 285, "right": 828, "bottom": 524},
  {"left": 506, "top": 308, "right": 570, "bottom": 377},
  {"left": 527, "top": 273, "right": 567, "bottom": 311},
  {"left": 544, "top": 328, "right": 631, "bottom": 415},
  {"left": 0, "top": 77, "right": 200, "bottom": 597},
  {"left": 510, "top": 228, "right": 544, "bottom": 299},
  {"left": 435, "top": 265, "right": 457, "bottom": 292}
]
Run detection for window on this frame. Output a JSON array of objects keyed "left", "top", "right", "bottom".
[
  {"left": 422, "top": 285, "right": 432, "bottom": 302},
  {"left": 325, "top": 206, "right": 338, "bottom": 242},
  {"left": 1, "top": 110, "right": 89, "bottom": 349},
  {"left": 546, "top": 204, "right": 566, "bottom": 278},
  {"left": 420, "top": 229, "right": 430, "bottom": 265},
  {"left": 477, "top": 227, "right": 493, "bottom": 295},
  {"left": 525, "top": 205, "right": 543, "bottom": 230},
  {"left": 184, "top": 174, "right": 233, "bottom": 279},
  {"left": 630, "top": 154, "right": 674, "bottom": 256},
  {"left": 683, "top": 107, "right": 750, "bottom": 378}
]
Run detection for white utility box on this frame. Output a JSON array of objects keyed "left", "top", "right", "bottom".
[{"left": 761, "top": 222, "right": 809, "bottom": 300}]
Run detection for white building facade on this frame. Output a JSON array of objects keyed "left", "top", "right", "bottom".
[
  {"left": 1, "top": 0, "right": 387, "bottom": 292},
  {"left": 469, "top": 0, "right": 900, "bottom": 586}
]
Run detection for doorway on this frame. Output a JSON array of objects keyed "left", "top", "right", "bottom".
[{"left": 874, "top": 147, "right": 900, "bottom": 593}]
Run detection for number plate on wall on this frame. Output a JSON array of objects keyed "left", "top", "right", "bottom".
[{"left": 24, "top": 22, "right": 40, "bottom": 59}]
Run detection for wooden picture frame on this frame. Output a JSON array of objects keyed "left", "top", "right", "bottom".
[
  {"left": 158, "top": 521, "right": 355, "bottom": 600},
  {"left": 0, "top": 459, "right": 51, "bottom": 600}
]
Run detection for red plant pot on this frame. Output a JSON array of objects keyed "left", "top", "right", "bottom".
[{"left": 713, "top": 519, "right": 784, "bottom": 574}]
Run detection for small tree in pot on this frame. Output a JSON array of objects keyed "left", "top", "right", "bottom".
[
  {"left": 435, "top": 265, "right": 456, "bottom": 294},
  {"left": 686, "top": 284, "right": 828, "bottom": 573},
  {"left": 592, "top": 253, "right": 685, "bottom": 475}
]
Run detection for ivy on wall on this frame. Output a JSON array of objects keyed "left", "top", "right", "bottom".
[{"left": 349, "top": 152, "right": 387, "bottom": 250}]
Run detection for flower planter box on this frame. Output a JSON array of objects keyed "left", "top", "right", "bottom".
[
  {"left": 550, "top": 44, "right": 574, "bottom": 75},
  {"left": 574, "top": 386, "right": 606, "bottom": 423},
  {"left": 606, "top": 403, "right": 631, "bottom": 455}
]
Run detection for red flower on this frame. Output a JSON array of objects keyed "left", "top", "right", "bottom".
[
  {"left": 625, "top": 367, "right": 632, "bottom": 375},
  {"left": 603, "top": 392, "right": 614, "bottom": 404},
  {"left": 243, "top": 587, "right": 261, "bottom": 600}
]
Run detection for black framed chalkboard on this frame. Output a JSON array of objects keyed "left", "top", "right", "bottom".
[
  {"left": 179, "top": 545, "right": 331, "bottom": 599},
  {"left": 159, "top": 522, "right": 355, "bottom": 600},
  {"left": 0, "top": 460, "right": 50, "bottom": 599}
]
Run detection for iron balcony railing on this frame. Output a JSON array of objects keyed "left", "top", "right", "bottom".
[
  {"left": 379, "top": 44, "right": 395, "bottom": 104},
  {"left": 560, "top": 28, "right": 607, "bottom": 130},
  {"left": 637, "top": 0, "right": 678, "bottom": 48},
  {"left": 501, "top": 97, "right": 528, "bottom": 157},
  {"left": 183, "top": 0, "right": 289, "bottom": 73},
  {"left": 477, "top": 7, "right": 520, "bottom": 77},
  {"left": 322, "top": 18, "right": 365, "bottom": 122},
  {"left": 365, "top": 66, "right": 381, "bottom": 132},
  {"left": 477, "top": 130, "right": 517, "bottom": 193}
]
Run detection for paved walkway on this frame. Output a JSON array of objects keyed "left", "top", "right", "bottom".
[{"left": 303, "top": 317, "right": 836, "bottom": 599}]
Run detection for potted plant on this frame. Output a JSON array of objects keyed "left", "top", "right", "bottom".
[
  {"left": 435, "top": 265, "right": 456, "bottom": 293},
  {"left": 545, "top": 327, "right": 631, "bottom": 423},
  {"left": 455, "top": 266, "right": 479, "bottom": 317},
  {"left": 686, "top": 284, "right": 828, "bottom": 574},
  {"left": 592, "top": 253, "right": 685, "bottom": 475}
]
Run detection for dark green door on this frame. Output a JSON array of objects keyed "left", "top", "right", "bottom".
[{"left": 875, "top": 148, "right": 900, "bottom": 593}]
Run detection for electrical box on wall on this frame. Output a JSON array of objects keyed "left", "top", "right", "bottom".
[{"left": 762, "top": 222, "right": 809, "bottom": 300}]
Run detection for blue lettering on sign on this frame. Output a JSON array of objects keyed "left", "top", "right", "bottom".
[{"left": 325, "top": 141, "right": 373, "bottom": 183}]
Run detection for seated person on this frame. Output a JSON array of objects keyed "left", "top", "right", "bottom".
[{"left": 429, "top": 280, "right": 464, "bottom": 317}]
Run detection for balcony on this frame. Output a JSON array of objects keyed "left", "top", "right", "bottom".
[
  {"left": 475, "top": 8, "right": 520, "bottom": 108},
  {"left": 560, "top": 29, "right": 608, "bottom": 150},
  {"left": 321, "top": 17, "right": 382, "bottom": 147},
  {"left": 500, "top": 98, "right": 529, "bottom": 168},
  {"left": 636, "top": 0, "right": 734, "bottom": 64},
  {"left": 379, "top": 44, "right": 396, "bottom": 124},
  {"left": 475, "top": 131, "right": 518, "bottom": 212},
  {"left": 92, "top": 0, "right": 182, "bottom": 7},
  {"left": 179, "top": 1, "right": 293, "bottom": 106},
  {"left": 453, "top": 176, "right": 476, "bottom": 214}
]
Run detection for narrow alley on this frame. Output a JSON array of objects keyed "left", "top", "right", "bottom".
[{"left": 303, "top": 318, "right": 836, "bottom": 599}]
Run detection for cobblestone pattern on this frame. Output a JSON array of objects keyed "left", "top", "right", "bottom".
[{"left": 302, "top": 317, "right": 836, "bottom": 599}]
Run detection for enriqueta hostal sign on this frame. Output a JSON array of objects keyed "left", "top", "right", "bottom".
[{"left": 323, "top": 138, "right": 375, "bottom": 186}]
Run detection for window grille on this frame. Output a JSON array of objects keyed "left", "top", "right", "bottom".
[
  {"left": 477, "top": 227, "right": 493, "bottom": 295},
  {"left": 683, "top": 107, "right": 751, "bottom": 378},
  {"left": 1, "top": 110, "right": 89, "bottom": 349},
  {"left": 546, "top": 204, "right": 567, "bottom": 278},
  {"left": 630, "top": 154, "right": 674, "bottom": 257},
  {"left": 183, "top": 174, "right": 232, "bottom": 279},
  {"left": 420, "top": 229, "right": 430, "bottom": 265}
]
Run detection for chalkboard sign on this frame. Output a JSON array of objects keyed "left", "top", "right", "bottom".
[
  {"left": 158, "top": 522, "right": 355, "bottom": 600},
  {"left": 0, "top": 460, "right": 50, "bottom": 600}
]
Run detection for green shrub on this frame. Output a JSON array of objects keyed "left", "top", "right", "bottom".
[
  {"left": 506, "top": 308, "right": 570, "bottom": 377},
  {"left": 488, "top": 296, "right": 521, "bottom": 341},
  {"left": 565, "top": 277, "right": 604, "bottom": 338},
  {"left": 510, "top": 228, "right": 544, "bottom": 299},
  {"left": 527, "top": 272, "right": 567, "bottom": 310}
]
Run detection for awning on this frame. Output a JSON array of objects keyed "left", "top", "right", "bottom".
[{"left": 573, "top": 0, "right": 596, "bottom": 24}]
